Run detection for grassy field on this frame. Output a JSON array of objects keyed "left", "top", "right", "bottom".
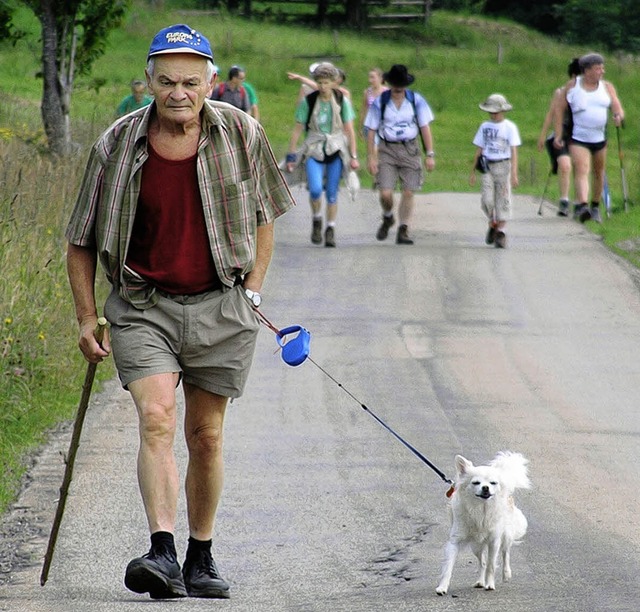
[{"left": 1, "top": 1, "right": 639, "bottom": 513}]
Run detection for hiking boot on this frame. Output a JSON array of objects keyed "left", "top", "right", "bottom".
[
  {"left": 125, "top": 545, "right": 187, "bottom": 599},
  {"left": 557, "top": 200, "right": 570, "bottom": 217},
  {"left": 573, "top": 203, "right": 591, "bottom": 223},
  {"left": 396, "top": 224, "right": 414, "bottom": 245},
  {"left": 589, "top": 206, "right": 602, "bottom": 223},
  {"left": 324, "top": 226, "right": 336, "bottom": 247},
  {"left": 182, "top": 549, "right": 230, "bottom": 599},
  {"left": 376, "top": 215, "right": 395, "bottom": 241},
  {"left": 311, "top": 219, "right": 322, "bottom": 244},
  {"left": 495, "top": 231, "right": 507, "bottom": 249},
  {"left": 485, "top": 224, "right": 496, "bottom": 245}
]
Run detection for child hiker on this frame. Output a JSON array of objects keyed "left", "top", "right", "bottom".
[{"left": 470, "top": 94, "right": 521, "bottom": 248}]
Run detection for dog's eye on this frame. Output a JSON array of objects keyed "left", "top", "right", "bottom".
[
  {"left": 472, "top": 480, "right": 481, "bottom": 485},
  {"left": 490, "top": 481, "right": 498, "bottom": 486}
]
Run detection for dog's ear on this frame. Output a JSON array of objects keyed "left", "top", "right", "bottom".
[{"left": 455, "top": 455, "right": 473, "bottom": 476}]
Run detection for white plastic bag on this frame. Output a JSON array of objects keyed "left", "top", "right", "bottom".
[{"left": 347, "top": 170, "right": 360, "bottom": 202}]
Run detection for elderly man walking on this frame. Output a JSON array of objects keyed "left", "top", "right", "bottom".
[
  {"left": 365, "top": 64, "right": 436, "bottom": 245},
  {"left": 66, "top": 24, "right": 295, "bottom": 600}
]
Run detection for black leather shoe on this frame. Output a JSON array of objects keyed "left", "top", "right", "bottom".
[
  {"left": 125, "top": 545, "right": 187, "bottom": 599},
  {"left": 182, "top": 550, "right": 230, "bottom": 599}
]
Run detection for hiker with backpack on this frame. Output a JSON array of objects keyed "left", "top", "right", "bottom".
[
  {"left": 210, "top": 65, "right": 250, "bottom": 113},
  {"left": 364, "top": 64, "right": 435, "bottom": 245},
  {"left": 285, "top": 63, "right": 359, "bottom": 248}
]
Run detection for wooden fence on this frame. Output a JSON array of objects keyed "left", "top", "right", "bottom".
[{"left": 245, "top": 0, "right": 432, "bottom": 29}]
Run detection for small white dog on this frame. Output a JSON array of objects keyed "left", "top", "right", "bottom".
[{"left": 435, "top": 451, "right": 530, "bottom": 595}]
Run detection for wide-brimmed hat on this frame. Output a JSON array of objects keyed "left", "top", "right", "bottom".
[
  {"left": 383, "top": 64, "right": 415, "bottom": 87},
  {"left": 148, "top": 24, "right": 213, "bottom": 61},
  {"left": 479, "top": 93, "right": 513, "bottom": 113}
]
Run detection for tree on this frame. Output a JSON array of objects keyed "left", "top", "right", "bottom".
[
  {"left": 555, "top": 0, "right": 640, "bottom": 53},
  {"left": 19, "top": 0, "right": 129, "bottom": 155}
]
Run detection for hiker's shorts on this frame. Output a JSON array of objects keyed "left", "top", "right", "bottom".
[
  {"left": 104, "top": 285, "right": 260, "bottom": 398},
  {"left": 376, "top": 138, "right": 424, "bottom": 192}
]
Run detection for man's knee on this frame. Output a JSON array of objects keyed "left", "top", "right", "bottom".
[
  {"left": 186, "top": 424, "right": 224, "bottom": 458},
  {"left": 136, "top": 400, "right": 177, "bottom": 448}
]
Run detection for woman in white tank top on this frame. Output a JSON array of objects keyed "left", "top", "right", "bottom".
[{"left": 553, "top": 53, "right": 624, "bottom": 223}]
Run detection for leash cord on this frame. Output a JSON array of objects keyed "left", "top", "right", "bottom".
[
  {"left": 307, "top": 356, "right": 453, "bottom": 485},
  {"left": 256, "top": 310, "right": 452, "bottom": 485}
]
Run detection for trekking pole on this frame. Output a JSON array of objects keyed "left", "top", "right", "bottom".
[
  {"left": 538, "top": 168, "right": 553, "bottom": 216},
  {"left": 603, "top": 174, "right": 612, "bottom": 219},
  {"left": 616, "top": 124, "right": 630, "bottom": 213},
  {"left": 40, "top": 317, "right": 108, "bottom": 586}
]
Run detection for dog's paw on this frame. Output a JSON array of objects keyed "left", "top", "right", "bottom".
[
  {"left": 435, "top": 585, "right": 448, "bottom": 596},
  {"left": 503, "top": 567, "right": 512, "bottom": 582},
  {"left": 485, "top": 581, "right": 496, "bottom": 591},
  {"left": 474, "top": 580, "right": 485, "bottom": 589}
]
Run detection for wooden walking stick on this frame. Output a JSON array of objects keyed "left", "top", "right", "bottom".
[{"left": 40, "top": 317, "right": 108, "bottom": 586}]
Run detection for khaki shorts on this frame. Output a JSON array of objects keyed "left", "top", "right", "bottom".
[
  {"left": 377, "top": 139, "right": 424, "bottom": 191},
  {"left": 481, "top": 159, "right": 512, "bottom": 222},
  {"left": 104, "top": 286, "right": 261, "bottom": 398}
]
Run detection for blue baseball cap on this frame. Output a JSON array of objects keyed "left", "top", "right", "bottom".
[{"left": 147, "top": 24, "right": 213, "bottom": 61}]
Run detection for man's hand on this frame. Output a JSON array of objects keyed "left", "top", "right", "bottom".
[
  {"left": 424, "top": 156, "right": 435, "bottom": 172},
  {"left": 78, "top": 316, "right": 110, "bottom": 364}
]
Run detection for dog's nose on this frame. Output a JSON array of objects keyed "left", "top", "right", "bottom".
[{"left": 482, "top": 485, "right": 489, "bottom": 493}]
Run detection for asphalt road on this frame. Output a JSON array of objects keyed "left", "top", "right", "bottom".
[{"left": 1, "top": 187, "right": 640, "bottom": 612}]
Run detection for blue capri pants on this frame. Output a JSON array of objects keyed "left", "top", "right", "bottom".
[{"left": 305, "top": 155, "right": 343, "bottom": 205}]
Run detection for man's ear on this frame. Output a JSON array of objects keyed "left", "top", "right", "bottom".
[
  {"left": 207, "top": 73, "right": 217, "bottom": 98},
  {"left": 144, "top": 69, "right": 154, "bottom": 96}
]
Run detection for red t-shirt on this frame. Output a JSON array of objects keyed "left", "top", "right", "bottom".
[{"left": 126, "top": 144, "right": 221, "bottom": 294}]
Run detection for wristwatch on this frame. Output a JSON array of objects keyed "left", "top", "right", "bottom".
[{"left": 244, "top": 288, "right": 262, "bottom": 308}]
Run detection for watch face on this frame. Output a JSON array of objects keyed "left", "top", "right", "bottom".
[{"left": 246, "top": 289, "right": 261, "bottom": 307}]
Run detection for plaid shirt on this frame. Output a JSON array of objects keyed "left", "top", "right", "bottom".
[{"left": 66, "top": 100, "right": 295, "bottom": 309}]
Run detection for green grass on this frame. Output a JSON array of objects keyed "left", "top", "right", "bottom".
[{"left": 1, "top": 1, "right": 640, "bottom": 513}]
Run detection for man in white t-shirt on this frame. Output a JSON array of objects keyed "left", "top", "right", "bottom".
[{"left": 365, "top": 64, "right": 436, "bottom": 245}]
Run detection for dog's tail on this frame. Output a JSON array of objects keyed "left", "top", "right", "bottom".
[{"left": 491, "top": 451, "right": 531, "bottom": 491}]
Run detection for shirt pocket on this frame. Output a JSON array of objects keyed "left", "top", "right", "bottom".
[{"left": 211, "top": 176, "right": 254, "bottom": 219}]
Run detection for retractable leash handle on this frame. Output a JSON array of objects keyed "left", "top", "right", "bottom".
[
  {"left": 252, "top": 308, "right": 311, "bottom": 366},
  {"left": 277, "top": 325, "right": 311, "bottom": 366}
]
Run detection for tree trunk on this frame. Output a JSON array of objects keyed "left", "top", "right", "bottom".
[
  {"left": 39, "top": 0, "right": 71, "bottom": 155},
  {"left": 317, "top": 0, "right": 329, "bottom": 24},
  {"left": 345, "top": 0, "right": 365, "bottom": 28}
]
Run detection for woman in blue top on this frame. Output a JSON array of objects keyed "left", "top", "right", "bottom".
[{"left": 286, "top": 63, "right": 359, "bottom": 247}]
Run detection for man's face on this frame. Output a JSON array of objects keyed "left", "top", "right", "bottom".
[
  {"left": 146, "top": 54, "right": 214, "bottom": 126},
  {"left": 132, "top": 84, "right": 146, "bottom": 103}
]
